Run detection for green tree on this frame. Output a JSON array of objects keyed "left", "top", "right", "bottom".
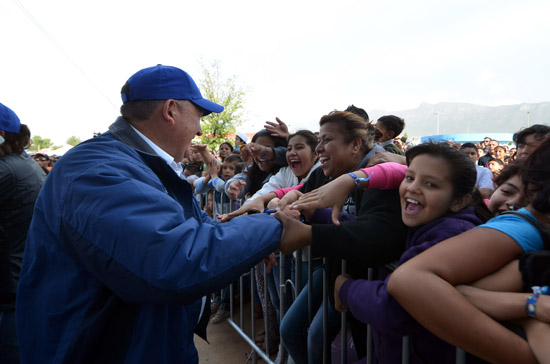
[
  {"left": 197, "top": 60, "right": 247, "bottom": 152},
  {"left": 30, "top": 135, "right": 54, "bottom": 152},
  {"left": 66, "top": 136, "right": 82, "bottom": 146}
]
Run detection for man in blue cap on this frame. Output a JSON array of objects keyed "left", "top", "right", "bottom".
[
  {"left": 16, "top": 65, "right": 283, "bottom": 363},
  {"left": 0, "top": 103, "right": 45, "bottom": 364}
]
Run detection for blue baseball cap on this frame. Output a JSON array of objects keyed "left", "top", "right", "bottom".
[
  {"left": 0, "top": 103, "right": 21, "bottom": 133},
  {"left": 121, "top": 64, "right": 224, "bottom": 116}
]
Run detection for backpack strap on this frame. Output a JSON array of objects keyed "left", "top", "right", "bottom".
[{"left": 500, "top": 211, "right": 550, "bottom": 250}]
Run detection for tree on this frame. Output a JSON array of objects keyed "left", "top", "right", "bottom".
[
  {"left": 197, "top": 60, "right": 247, "bottom": 152},
  {"left": 30, "top": 135, "right": 54, "bottom": 152},
  {"left": 66, "top": 136, "right": 82, "bottom": 146}
]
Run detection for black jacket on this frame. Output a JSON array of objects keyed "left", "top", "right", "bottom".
[{"left": 0, "top": 152, "right": 45, "bottom": 308}]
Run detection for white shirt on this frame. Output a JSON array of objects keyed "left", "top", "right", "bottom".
[
  {"left": 130, "top": 125, "right": 205, "bottom": 319},
  {"left": 130, "top": 125, "right": 185, "bottom": 179}
]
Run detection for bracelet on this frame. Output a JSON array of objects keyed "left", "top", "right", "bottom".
[
  {"left": 347, "top": 171, "right": 375, "bottom": 186},
  {"left": 525, "top": 286, "right": 549, "bottom": 318},
  {"left": 532, "top": 286, "right": 550, "bottom": 295},
  {"left": 526, "top": 293, "right": 538, "bottom": 318}
]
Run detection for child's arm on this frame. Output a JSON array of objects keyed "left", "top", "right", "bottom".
[
  {"left": 272, "top": 184, "right": 304, "bottom": 199},
  {"left": 469, "top": 259, "right": 524, "bottom": 292},
  {"left": 190, "top": 144, "right": 219, "bottom": 167},
  {"left": 523, "top": 319, "right": 550, "bottom": 364},
  {"left": 456, "top": 286, "right": 550, "bottom": 321},
  {"left": 289, "top": 162, "right": 407, "bottom": 225},
  {"left": 220, "top": 192, "right": 277, "bottom": 222},
  {"left": 193, "top": 177, "right": 210, "bottom": 194}
]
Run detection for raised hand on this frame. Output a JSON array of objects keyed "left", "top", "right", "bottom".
[
  {"left": 264, "top": 117, "right": 289, "bottom": 139},
  {"left": 226, "top": 180, "right": 247, "bottom": 200}
]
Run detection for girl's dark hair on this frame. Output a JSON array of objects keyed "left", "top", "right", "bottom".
[
  {"left": 521, "top": 139, "right": 550, "bottom": 213},
  {"left": 494, "top": 163, "right": 521, "bottom": 187},
  {"left": 513, "top": 124, "right": 550, "bottom": 146},
  {"left": 406, "top": 142, "right": 491, "bottom": 222},
  {"left": 219, "top": 141, "right": 233, "bottom": 151},
  {"left": 287, "top": 130, "right": 318, "bottom": 153},
  {"left": 0, "top": 124, "right": 31, "bottom": 157},
  {"left": 247, "top": 129, "right": 288, "bottom": 195},
  {"left": 319, "top": 111, "right": 375, "bottom": 154}
]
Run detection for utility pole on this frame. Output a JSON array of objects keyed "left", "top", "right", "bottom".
[
  {"left": 434, "top": 109, "right": 444, "bottom": 135},
  {"left": 527, "top": 111, "right": 530, "bottom": 127}
]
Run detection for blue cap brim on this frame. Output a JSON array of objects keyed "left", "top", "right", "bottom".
[{"left": 191, "top": 98, "right": 224, "bottom": 116}]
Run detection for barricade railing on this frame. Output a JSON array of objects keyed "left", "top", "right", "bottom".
[{"left": 222, "top": 251, "right": 468, "bottom": 364}]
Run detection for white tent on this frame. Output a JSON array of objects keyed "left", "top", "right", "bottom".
[{"left": 51, "top": 144, "right": 74, "bottom": 156}]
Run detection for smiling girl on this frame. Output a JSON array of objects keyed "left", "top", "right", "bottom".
[
  {"left": 222, "top": 130, "right": 320, "bottom": 217},
  {"left": 388, "top": 140, "right": 550, "bottom": 363}
]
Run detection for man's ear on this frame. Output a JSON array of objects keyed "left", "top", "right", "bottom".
[
  {"left": 162, "top": 100, "right": 179, "bottom": 124},
  {"left": 450, "top": 194, "right": 472, "bottom": 212}
]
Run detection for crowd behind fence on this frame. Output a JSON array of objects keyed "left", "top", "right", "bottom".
[{"left": 221, "top": 251, "right": 470, "bottom": 364}]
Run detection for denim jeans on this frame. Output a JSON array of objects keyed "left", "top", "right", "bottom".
[
  {"left": 0, "top": 309, "right": 19, "bottom": 364},
  {"left": 280, "top": 260, "right": 340, "bottom": 364},
  {"left": 267, "top": 253, "right": 294, "bottom": 322}
]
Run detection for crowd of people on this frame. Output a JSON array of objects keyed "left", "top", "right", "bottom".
[{"left": 1, "top": 64, "right": 550, "bottom": 364}]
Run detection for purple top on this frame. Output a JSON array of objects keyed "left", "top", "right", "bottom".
[{"left": 339, "top": 208, "right": 484, "bottom": 364}]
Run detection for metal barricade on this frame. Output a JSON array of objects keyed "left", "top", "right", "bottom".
[{"left": 223, "top": 252, "right": 469, "bottom": 364}]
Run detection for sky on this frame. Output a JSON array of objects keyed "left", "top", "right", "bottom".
[{"left": 1, "top": 0, "right": 549, "bottom": 145}]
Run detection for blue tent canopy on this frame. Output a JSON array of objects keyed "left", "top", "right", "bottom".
[{"left": 420, "top": 133, "right": 515, "bottom": 145}]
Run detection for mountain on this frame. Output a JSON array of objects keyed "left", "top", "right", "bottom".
[{"left": 369, "top": 102, "right": 550, "bottom": 138}]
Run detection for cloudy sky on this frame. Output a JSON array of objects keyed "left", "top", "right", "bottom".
[{"left": 1, "top": 0, "right": 549, "bottom": 145}]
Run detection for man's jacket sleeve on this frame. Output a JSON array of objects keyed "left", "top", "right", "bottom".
[{"left": 60, "top": 161, "right": 281, "bottom": 305}]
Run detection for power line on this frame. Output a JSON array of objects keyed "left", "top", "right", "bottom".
[{"left": 11, "top": 0, "right": 118, "bottom": 110}]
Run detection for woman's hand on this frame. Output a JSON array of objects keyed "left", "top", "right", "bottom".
[
  {"left": 290, "top": 173, "right": 356, "bottom": 225},
  {"left": 219, "top": 198, "right": 265, "bottom": 222},
  {"left": 276, "top": 190, "right": 303, "bottom": 211},
  {"left": 367, "top": 150, "right": 406, "bottom": 167}
]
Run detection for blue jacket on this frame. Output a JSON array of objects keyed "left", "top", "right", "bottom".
[{"left": 16, "top": 117, "right": 282, "bottom": 363}]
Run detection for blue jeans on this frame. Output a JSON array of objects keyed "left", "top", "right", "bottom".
[
  {"left": 0, "top": 309, "right": 19, "bottom": 364},
  {"left": 267, "top": 253, "right": 294, "bottom": 322},
  {"left": 280, "top": 260, "right": 340, "bottom": 364}
]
